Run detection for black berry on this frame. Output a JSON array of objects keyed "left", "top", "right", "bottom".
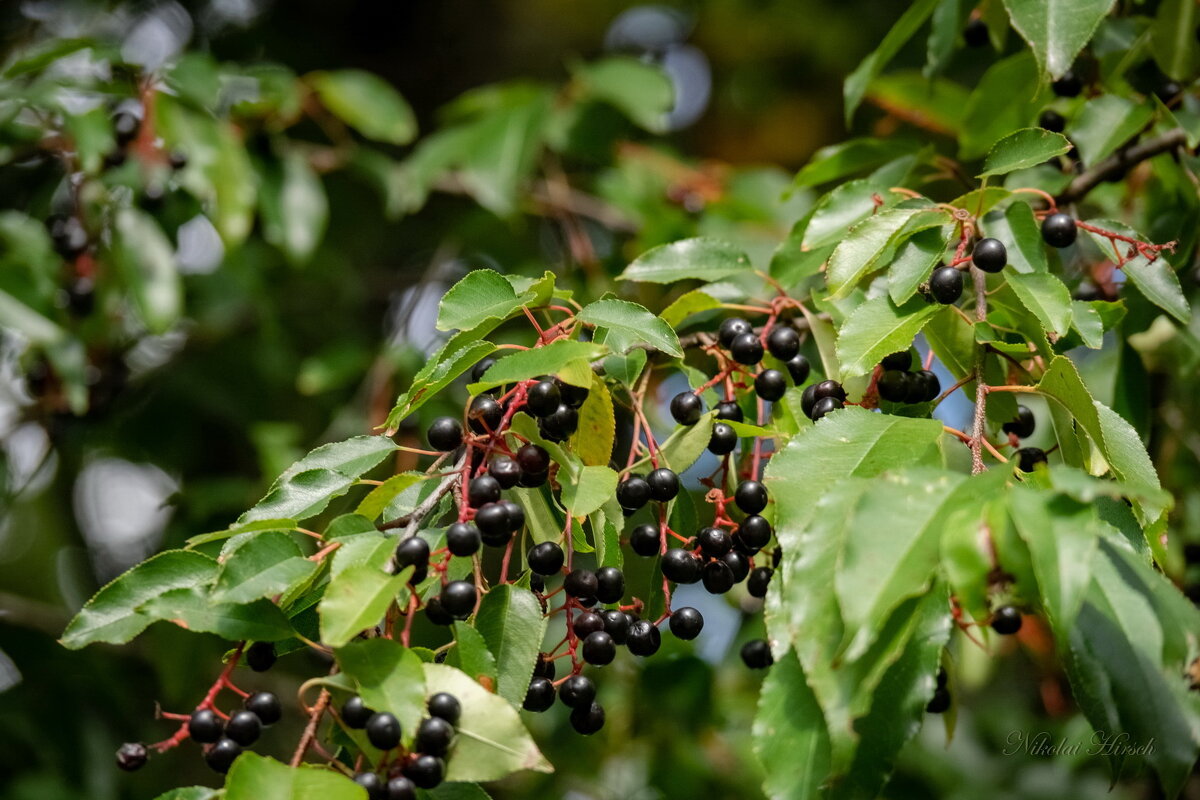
[
  {"left": 246, "top": 641, "right": 276, "bottom": 672},
  {"left": 524, "top": 677, "right": 556, "bottom": 712},
  {"left": 474, "top": 503, "right": 511, "bottom": 545},
  {"left": 573, "top": 611, "right": 604, "bottom": 638},
  {"left": 427, "top": 417, "right": 463, "bottom": 451},
  {"left": 501, "top": 500, "right": 525, "bottom": 532},
  {"left": 469, "top": 357, "right": 496, "bottom": 383},
  {"left": 810, "top": 396, "right": 843, "bottom": 421},
  {"left": 224, "top": 710, "right": 261, "bottom": 746},
  {"left": 1041, "top": 212, "right": 1077, "bottom": 248},
  {"left": 702, "top": 559, "right": 735, "bottom": 594},
  {"left": 734, "top": 480, "right": 768, "bottom": 514},
  {"left": 559, "top": 675, "right": 596, "bottom": 708},
  {"left": 440, "top": 581, "right": 477, "bottom": 619},
  {"left": 929, "top": 266, "right": 964, "bottom": 304},
  {"left": 556, "top": 378, "right": 590, "bottom": 408},
  {"left": 425, "top": 597, "right": 454, "bottom": 626},
  {"left": 754, "top": 369, "right": 787, "bottom": 401},
  {"left": 1002, "top": 405, "right": 1036, "bottom": 439},
  {"left": 926, "top": 687, "right": 951, "bottom": 713},
  {"left": 912, "top": 369, "right": 940, "bottom": 403},
  {"left": 991, "top": 605, "right": 1023, "bottom": 635},
  {"left": 467, "top": 395, "right": 503, "bottom": 435},
  {"left": 446, "top": 522, "right": 482, "bottom": 557},
  {"left": 569, "top": 701, "right": 606, "bottom": 735},
  {"left": 519, "top": 468, "right": 548, "bottom": 488},
  {"left": 669, "top": 607, "right": 704, "bottom": 640},
  {"left": 646, "top": 468, "right": 679, "bottom": 502},
  {"left": 1038, "top": 109, "right": 1066, "bottom": 132},
  {"left": 582, "top": 631, "right": 617, "bottom": 665},
  {"left": 972, "top": 238, "right": 1007, "bottom": 273},
  {"left": 539, "top": 404, "right": 579, "bottom": 441},
  {"left": 386, "top": 776, "right": 417, "bottom": 800},
  {"left": 708, "top": 422, "right": 737, "bottom": 455},
  {"left": 730, "top": 332, "right": 765, "bottom": 365},
  {"left": 963, "top": 17, "right": 988, "bottom": 47},
  {"left": 786, "top": 354, "right": 811, "bottom": 385},
  {"left": 738, "top": 515, "right": 772, "bottom": 549},
  {"left": 205, "top": 737, "right": 242, "bottom": 774},
  {"left": 516, "top": 443, "right": 550, "bottom": 474},
  {"left": 767, "top": 326, "right": 800, "bottom": 361},
  {"left": 626, "top": 619, "right": 661, "bottom": 656},
  {"left": 415, "top": 716, "right": 454, "bottom": 757},
  {"left": 188, "top": 709, "right": 223, "bottom": 743},
  {"left": 697, "top": 526, "right": 733, "bottom": 558},
  {"left": 747, "top": 566, "right": 773, "bottom": 598},
  {"left": 528, "top": 542, "right": 565, "bottom": 575},
  {"left": 404, "top": 755, "right": 445, "bottom": 789},
  {"left": 1051, "top": 70, "right": 1083, "bottom": 98},
  {"left": 718, "top": 317, "right": 752, "bottom": 348},
  {"left": 526, "top": 380, "right": 561, "bottom": 417},
  {"left": 881, "top": 351, "right": 912, "bottom": 371},
  {"left": 116, "top": 742, "right": 148, "bottom": 771},
  {"left": 245, "top": 691, "right": 281, "bottom": 726},
  {"left": 878, "top": 370, "right": 911, "bottom": 403},
  {"left": 629, "top": 523, "right": 661, "bottom": 556},
  {"left": 715, "top": 401, "right": 744, "bottom": 422},
  {"left": 534, "top": 653, "right": 556, "bottom": 680},
  {"left": 355, "top": 773, "right": 386, "bottom": 800},
  {"left": 489, "top": 456, "right": 522, "bottom": 488},
  {"left": 427, "top": 692, "right": 461, "bottom": 725},
  {"left": 661, "top": 548, "right": 702, "bottom": 584},
  {"left": 740, "top": 639, "right": 773, "bottom": 669},
  {"left": 366, "top": 712, "right": 402, "bottom": 750},
  {"left": 342, "top": 696, "right": 374, "bottom": 729},
  {"left": 800, "top": 384, "right": 818, "bottom": 418},
  {"left": 723, "top": 550, "right": 750, "bottom": 583},
  {"left": 617, "top": 475, "right": 652, "bottom": 511},
  {"left": 813, "top": 380, "right": 846, "bottom": 402},
  {"left": 670, "top": 391, "right": 703, "bottom": 425},
  {"left": 601, "top": 609, "right": 631, "bottom": 644},
  {"left": 468, "top": 475, "right": 501, "bottom": 507},
  {"left": 1017, "top": 447, "right": 1047, "bottom": 472},
  {"left": 395, "top": 536, "right": 430, "bottom": 583},
  {"left": 594, "top": 566, "right": 625, "bottom": 604},
  {"left": 564, "top": 569, "right": 599, "bottom": 599}
]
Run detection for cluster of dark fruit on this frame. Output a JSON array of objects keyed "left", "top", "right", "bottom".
[
  {"left": 923, "top": 606, "right": 1022, "bottom": 715},
  {"left": 1002, "top": 404, "right": 1048, "bottom": 473},
  {"left": 342, "top": 692, "right": 462, "bottom": 798},
  {"left": 875, "top": 350, "right": 941, "bottom": 405}
]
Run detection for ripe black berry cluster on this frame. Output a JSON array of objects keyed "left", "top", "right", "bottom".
[
  {"left": 344, "top": 692, "right": 462, "bottom": 796},
  {"left": 875, "top": 351, "right": 941, "bottom": 405}
]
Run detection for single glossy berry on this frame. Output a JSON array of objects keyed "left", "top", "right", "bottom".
[
  {"left": 167, "top": 149, "right": 188, "bottom": 170},
  {"left": 524, "top": 677, "right": 556, "bottom": 712},
  {"left": 564, "top": 569, "right": 599, "bottom": 599},
  {"left": 878, "top": 370, "right": 911, "bottom": 403},
  {"left": 1051, "top": 69, "right": 1083, "bottom": 98},
  {"left": 467, "top": 395, "right": 503, "bottom": 435},
  {"left": 354, "top": 773, "right": 386, "bottom": 800},
  {"left": 386, "top": 776, "right": 417, "bottom": 800},
  {"left": 573, "top": 611, "right": 605, "bottom": 638},
  {"left": 446, "top": 522, "right": 482, "bottom": 556},
  {"left": 519, "top": 469, "right": 548, "bottom": 488},
  {"left": 427, "top": 417, "right": 463, "bottom": 451},
  {"left": 813, "top": 380, "right": 846, "bottom": 402},
  {"left": 1039, "top": 109, "right": 1066, "bottom": 133},
  {"left": 715, "top": 401, "right": 744, "bottom": 422},
  {"left": 594, "top": 566, "right": 626, "bottom": 604},
  {"left": 474, "top": 503, "right": 511, "bottom": 545},
  {"left": 708, "top": 422, "right": 737, "bottom": 455},
  {"left": 730, "top": 332, "right": 765, "bottom": 365},
  {"left": 416, "top": 716, "right": 455, "bottom": 757},
  {"left": 702, "top": 559, "right": 735, "bottom": 594},
  {"left": 539, "top": 404, "right": 579, "bottom": 441},
  {"left": 468, "top": 475, "right": 501, "bottom": 508},
  {"left": 741, "top": 639, "right": 773, "bottom": 669},
  {"left": 570, "top": 701, "right": 606, "bottom": 735},
  {"left": 718, "top": 317, "right": 753, "bottom": 349},
  {"left": 366, "top": 712, "right": 402, "bottom": 750},
  {"left": 427, "top": 692, "right": 461, "bottom": 725},
  {"left": 469, "top": 357, "right": 496, "bottom": 383},
  {"left": 441, "top": 581, "right": 477, "bottom": 619},
  {"left": 739, "top": 515, "right": 772, "bottom": 549},
  {"left": 767, "top": 326, "right": 801, "bottom": 361},
  {"left": 811, "top": 395, "right": 843, "bottom": 421},
  {"left": 188, "top": 709, "right": 223, "bottom": 743},
  {"left": 1157, "top": 80, "right": 1184, "bottom": 102},
  {"left": 404, "top": 755, "right": 445, "bottom": 789},
  {"left": 534, "top": 653, "right": 556, "bottom": 680},
  {"left": 754, "top": 369, "right": 787, "bottom": 401},
  {"left": 112, "top": 110, "right": 140, "bottom": 144},
  {"left": 395, "top": 536, "right": 431, "bottom": 583},
  {"left": 735, "top": 480, "right": 768, "bottom": 514},
  {"left": 627, "top": 619, "right": 662, "bottom": 656},
  {"left": 617, "top": 475, "right": 652, "bottom": 511},
  {"left": 963, "top": 16, "right": 988, "bottom": 46},
  {"left": 246, "top": 641, "right": 276, "bottom": 672},
  {"left": 245, "top": 691, "right": 281, "bottom": 726},
  {"left": 912, "top": 370, "right": 941, "bottom": 403},
  {"left": 646, "top": 468, "right": 680, "bottom": 502},
  {"left": 697, "top": 526, "right": 733, "bottom": 558},
  {"left": 528, "top": 542, "right": 565, "bottom": 575},
  {"left": 670, "top": 391, "right": 703, "bottom": 425},
  {"left": 1041, "top": 212, "right": 1077, "bottom": 248},
  {"left": 747, "top": 566, "right": 774, "bottom": 598},
  {"left": 991, "top": 605, "right": 1023, "bottom": 635},
  {"left": 526, "top": 380, "right": 561, "bottom": 417},
  {"left": 800, "top": 384, "right": 819, "bottom": 418},
  {"left": 669, "top": 607, "right": 704, "bottom": 640},
  {"left": 723, "top": 550, "right": 750, "bottom": 583},
  {"left": 489, "top": 456, "right": 522, "bottom": 488},
  {"left": 601, "top": 609, "right": 631, "bottom": 644},
  {"left": 661, "top": 548, "right": 702, "bottom": 584},
  {"left": 342, "top": 696, "right": 374, "bottom": 729},
  {"left": 530, "top": 574, "right": 545, "bottom": 593},
  {"left": 205, "top": 737, "right": 242, "bottom": 774},
  {"left": 629, "top": 523, "right": 661, "bottom": 556},
  {"left": 1003, "top": 405, "right": 1036, "bottom": 439},
  {"left": 225, "top": 710, "right": 262, "bottom": 746},
  {"left": 929, "top": 265, "right": 964, "bottom": 304},
  {"left": 786, "top": 354, "right": 811, "bottom": 385},
  {"left": 972, "top": 238, "right": 1007, "bottom": 273},
  {"left": 731, "top": 530, "right": 758, "bottom": 556},
  {"left": 559, "top": 675, "right": 596, "bottom": 709},
  {"left": 556, "top": 378, "right": 590, "bottom": 408},
  {"left": 425, "top": 597, "right": 454, "bottom": 626},
  {"left": 1017, "top": 447, "right": 1047, "bottom": 472},
  {"left": 582, "top": 631, "right": 617, "bottom": 665},
  {"left": 926, "top": 686, "right": 951, "bottom": 714},
  {"left": 516, "top": 443, "right": 550, "bottom": 474},
  {"left": 881, "top": 351, "right": 912, "bottom": 372},
  {"left": 116, "top": 742, "right": 147, "bottom": 771}
]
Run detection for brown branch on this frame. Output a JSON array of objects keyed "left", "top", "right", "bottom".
[
  {"left": 378, "top": 452, "right": 465, "bottom": 536},
  {"left": 970, "top": 267, "right": 989, "bottom": 475},
  {"left": 1057, "top": 128, "right": 1188, "bottom": 205},
  {"left": 290, "top": 688, "right": 330, "bottom": 767}
]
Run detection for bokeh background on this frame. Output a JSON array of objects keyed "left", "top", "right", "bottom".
[{"left": 0, "top": 1, "right": 1193, "bottom": 798}]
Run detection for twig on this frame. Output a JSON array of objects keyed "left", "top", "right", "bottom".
[
  {"left": 291, "top": 688, "right": 331, "bottom": 767},
  {"left": 970, "top": 267, "right": 989, "bottom": 475},
  {"left": 378, "top": 453, "right": 465, "bottom": 536},
  {"left": 1057, "top": 128, "right": 1187, "bottom": 204}
]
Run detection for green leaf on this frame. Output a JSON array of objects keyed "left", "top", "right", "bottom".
[
  {"left": 826, "top": 207, "right": 926, "bottom": 297},
  {"left": 211, "top": 531, "right": 318, "bottom": 605},
  {"left": 319, "top": 565, "right": 411, "bottom": 648},
  {"left": 137, "top": 588, "right": 295, "bottom": 641},
  {"left": 473, "top": 585, "right": 547, "bottom": 707},
  {"left": 437, "top": 270, "right": 530, "bottom": 332},
  {"left": 421, "top": 663, "right": 552, "bottom": 781},
  {"left": 310, "top": 70, "right": 416, "bottom": 145},
  {"left": 978, "top": 127, "right": 1072, "bottom": 177},
  {"left": 385, "top": 340, "right": 498, "bottom": 430},
  {"left": 456, "top": 97, "right": 550, "bottom": 218},
  {"left": 560, "top": 465, "right": 618, "bottom": 517},
  {"left": 1083, "top": 219, "right": 1189, "bottom": 324},
  {"left": 569, "top": 374, "right": 615, "bottom": 467},
  {"left": 924, "top": 0, "right": 963, "bottom": 78},
  {"left": 988, "top": 201, "right": 1049, "bottom": 274},
  {"left": 1006, "top": 272, "right": 1073, "bottom": 335},
  {"left": 836, "top": 294, "right": 940, "bottom": 377},
  {"left": 1002, "top": 0, "right": 1117, "bottom": 79},
  {"left": 356, "top": 473, "right": 427, "bottom": 521},
  {"left": 336, "top": 638, "right": 427, "bottom": 737},
  {"left": 469, "top": 340, "right": 607, "bottom": 394},
  {"left": 225, "top": 752, "right": 366, "bottom": 799},
  {"left": 61, "top": 550, "right": 219, "bottom": 649},
  {"left": 660, "top": 289, "right": 721, "bottom": 328},
  {"left": 843, "top": 0, "right": 941, "bottom": 123},
  {"left": 1009, "top": 486, "right": 1100, "bottom": 631},
  {"left": 1068, "top": 95, "right": 1155, "bottom": 166},
  {"left": 449, "top": 622, "right": 498, "bottom": 684},
  {"left": 111, "top": 208, "right": 181, "bottom": 334},
  {"left": 959, "top": 53, "right": 1046, "bottom": 160},
  {"left": 888, "top": 225, "right": 952, "bottom": 304},
  {"left": 259, "top": 150, "right": 328, "bottom": 265},
  {"left": 656, "top": 411, "right": 716, "bottom": 474},
  {"left": 572, "top": 57, "right": 674, "bottom": 132},
  {"left": 792, "top": 138, "right": 920, "bottom": 189},
  {"left": 1152, "top": 0, "right": 1199, "bottom": 81},
  {"left": 151, "top": 789, "right": 220, "bottom": 800},
  {"left": 577, "top": 298, "right": 682, "bottom": 358},
  {"left": 752, "top": 649, "right": 831, "bottom": 800},
  {"left": 618, "top": 238, "right": 752, "bottom": 284}
]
